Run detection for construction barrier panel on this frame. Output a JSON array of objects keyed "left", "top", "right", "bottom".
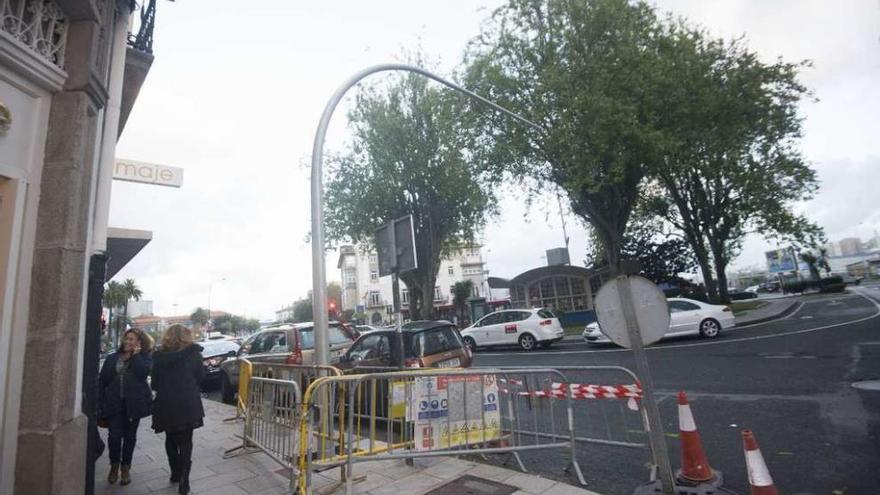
[
  {"left": 225, "top": 376, "right": 301, "bottom": 492},
  {"left": 296, "top": 368, "right": 587, "bottom": 495}
]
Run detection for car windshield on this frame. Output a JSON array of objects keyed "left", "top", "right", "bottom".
[
  {"left": 409, "top": 326, "right": 463, "bottom": 357},
  {"left": 299, "top": 325, "right": 351, "bottom": 349},
  {"left": 200, "top": 340, "right": 238, "bottom": 357}
]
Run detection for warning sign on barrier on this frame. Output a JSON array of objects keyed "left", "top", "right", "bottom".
[{"left": 412, "top": 374, "right": 501, "bottom": 450}]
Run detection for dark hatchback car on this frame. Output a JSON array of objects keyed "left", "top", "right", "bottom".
[
  {"left": 199, "top": 339, "right": 240, "bottom": 389},
  {"left": 337, "top": 320, "right": 472, "bottom": 371}
]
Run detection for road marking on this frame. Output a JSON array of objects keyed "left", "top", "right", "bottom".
[
  {"left": 478, "top": 293, "right": 880, "bottom": 357},
  {"left": 781, "top": 301, "right": 805, "bottom": 320}
]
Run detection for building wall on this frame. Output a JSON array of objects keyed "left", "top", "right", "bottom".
[
  {"left": 838, "top": 238, "right": 862, "bottom": 256},
  {"left": 0, "top": 1, "right": 136, "bottom": 493},
  {"left": 338, "top": 245, "right": 490, "bottom": 324},
  {"left": 0, "top": 28, "right": 65, "bottom": 494}
]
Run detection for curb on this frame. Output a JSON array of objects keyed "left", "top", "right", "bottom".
[{"left": 735, "top": 300, "right": 800, "bottom": 327}]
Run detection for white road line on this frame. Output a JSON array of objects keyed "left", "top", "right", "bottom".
[{"left": 477, "top": 293, "right": 880, "bottom": 357}]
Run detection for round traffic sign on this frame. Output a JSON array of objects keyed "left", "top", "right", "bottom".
[{"left": 594, "top": 276, "right": 670, "bottom": 348}]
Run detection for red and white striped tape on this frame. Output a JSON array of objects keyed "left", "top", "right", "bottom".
[{"left": 505, "top": 382, "right": 642, "bottom": 400}]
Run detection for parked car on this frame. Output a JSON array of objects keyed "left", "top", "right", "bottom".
[
  {"left": 217, "top": 322, "right": 357, "bottom": 404},
  {"left": 583, "top": 298, "right": 735, "bottom": 345},
  {"left": 337, "top": 320, "right": 472, "bottom": 370},
  {"left": 728, "top": 288, "right": 759, "bottom": 300},
  {"left": 199, "top": 339, "right": 240, "bottom": 389},
  {"left": 460, "top": 308, "right": 564, "bottom": 352},
  {"left": 744, "top": 285, "right": 761, "bottom": 293}
]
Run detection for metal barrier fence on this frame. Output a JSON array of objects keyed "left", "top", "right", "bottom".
[
  {"left": 487, "top": 366, "right": 656, "bottom": 483},
  {"left": 225, "top": 376, "right": 301, "bottom": 492},
  {"left": 296, "top": 368, "right": 589, "bottom": 495},
  {"left": 224, "top": 363, "right": 652, "bottom": 494}
]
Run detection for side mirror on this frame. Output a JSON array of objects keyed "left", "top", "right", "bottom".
[{"left": 227, "top": 350, "right": 237, "bottom": 357}]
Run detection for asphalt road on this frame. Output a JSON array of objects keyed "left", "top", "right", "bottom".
[{"left": 471, "top": 288, "right": 880, "bottom": 495}]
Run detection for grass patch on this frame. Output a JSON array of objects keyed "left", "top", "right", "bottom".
[
  {"left": 729, "top": 300, "right": 766, "bottom": 315},
  {"left": 564, "top": 325, "right": 584, "bottom": 336}
]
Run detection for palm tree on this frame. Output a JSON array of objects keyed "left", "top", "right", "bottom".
[
  {"left": 452, "top": 280, "right": 474, "bottom": 327},
  {"left": 818, "top": 247, "right": 832, "bottom": 276},
  {"left": 120, "top": 278, "right": 143, "bottom": 341},
  {"left": 103, "top": 281, "right": 126, "bottom": 348},
  {"left": 799, "top": 252, "right": 821, "bottom": 281}
]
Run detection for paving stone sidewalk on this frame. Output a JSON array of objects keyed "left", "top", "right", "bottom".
[{"left": 95, "top": 400, "right": 601, "bottom": 495}]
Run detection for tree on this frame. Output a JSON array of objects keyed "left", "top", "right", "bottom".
[
  {"left": 586, "top": 210, "right": 697, "bottom": 285},
  {"left": 292, "top": 298, "right": 313, "bottom": 323},
  {"left": 652, "top": 25, "right": 823, "bottom": 302},
  {"left": 818, "top": 247, "right": 831, "bottom": 276},
  {"left": 120, "top": 278, "right": 143, "bottom": 335},
  {"left": 325, "top": 60, "right": 497, "bottom": 319},
  {"left": 799, "top": 251, "right": 821, "bottom": 281},
  {"left": 452, "top": 280, "right": 474, "bottom": 326},
  {"left": 190, "top": 307, "right": 210, "bottom": 327},
  {"left": 463, "top": 0, "right": 679, "bottom": 272},
  {"left": 103, "top": 281, "right": 126, "bottom": 348}
]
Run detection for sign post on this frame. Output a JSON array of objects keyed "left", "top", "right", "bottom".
[
  {"left": 376, "top": 216, "right": 418, "bottom": 369},
  {"left": 595, "top": 275, "right": 675, "bottom": 493}
]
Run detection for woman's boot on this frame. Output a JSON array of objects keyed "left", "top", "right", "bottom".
[
  {"left": 108, "top": 463, "right": 119, "bottom": 484},
  {"left": 178, "top": 461, "right": 191, "bottom": 494},
  {"left": 120, "top": 464, "right": 131, "bottom": 486}
]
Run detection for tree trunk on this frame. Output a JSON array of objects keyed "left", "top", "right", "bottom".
[
  {"left": 693, "top": 245, "right": 718, "bottom": 303},
  {"left": 710, "top": 242, "right": 730, "bottom": 304}
]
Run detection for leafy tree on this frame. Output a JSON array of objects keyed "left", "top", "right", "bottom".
[
  {"left": 652, "top": 25, "right": 823, "bottom": 302},
  {"left": 190, "top": 307, "right": 210, "bottom": 327},
  {"left": 325, "top": 61, "right": 496, "bottom": 319},
  {"left": 293, "top": 298, "right": 313, "bottom": 323},
  {"left": 586, "top": 210, "right": 697, "bottom": 285},
  {"left": 452, "top": 280, "right": 474, "bottom": 326},
  {"left": 463, "top": 0, "right": 678, "bottom": 272}
]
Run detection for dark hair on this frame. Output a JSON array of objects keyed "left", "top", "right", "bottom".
[{"left": 118, "top": 328, "right": 153, "bottom": 354}]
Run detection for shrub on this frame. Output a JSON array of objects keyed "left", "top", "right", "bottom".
[{"left": 819, "top": 283, "right": 846, "bottom": 293}]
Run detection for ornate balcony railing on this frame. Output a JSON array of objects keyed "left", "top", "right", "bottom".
[
  {"left": 127, "top": 0, "right": 154, "bottom": 53},
  {"left": 0, "top": 0, "right": 68, "bottom": 67}
]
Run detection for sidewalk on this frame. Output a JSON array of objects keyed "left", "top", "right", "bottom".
[{"left": 95, "top": 400, "right": 601, "bottom": 495}]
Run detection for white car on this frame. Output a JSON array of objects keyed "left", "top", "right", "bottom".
[
  {"left": 582, "top": 298, "right": 735, "bottom": 345},
  {"left": 461, "top": 308, "right": 565, "bottom": 351}
]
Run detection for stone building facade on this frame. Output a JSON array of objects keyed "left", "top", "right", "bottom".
[{"left": 0, "top": 1, "right": 161, "bottom": 492}]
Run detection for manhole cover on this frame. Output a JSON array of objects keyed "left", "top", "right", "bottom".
[
  {"left": 852, "top": 380, "right": 880, "bottom": 391},
  {"left": 423, "top": 475, "right": 518, "bottom": 495}
]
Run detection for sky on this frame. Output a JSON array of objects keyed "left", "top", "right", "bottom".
[{"left": 111, "top": 0, "right": 880, "bottom": 319}]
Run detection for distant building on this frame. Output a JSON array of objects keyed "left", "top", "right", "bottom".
[
  {"left": 126, "top": 300, "right": 154, "bottom": 318},
  {"left": 337, "top": 245, "right": 493, "bottom": 326},
  {"left": 838, "top": 237, "right": 862, "bottom": 256},
  {"left": 275, "top": 303, "right": 296, "bottom": 322}
]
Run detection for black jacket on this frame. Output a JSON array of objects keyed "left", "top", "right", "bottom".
[
  {"left": 151, "top": 344, "right": 205, "bottom": 433},
  {"left": 98, "top": 351, "right": 153, "bottom": 420}
]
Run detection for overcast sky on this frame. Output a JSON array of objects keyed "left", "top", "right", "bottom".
[{"left": 111, "top": 0, "right": 880, "bottom": 319}]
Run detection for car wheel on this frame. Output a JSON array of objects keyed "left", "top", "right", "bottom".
[
  {"left": 462, "top": 336, "right": 477, "bottom": 352},
  {"left": 220, "top": 372, "right": 236, "bottom": 405},
  {"left": 518, "top": 334, "right": 537, "bottom": 351},
  {"left": 699, "top": 319, "right": 721, "bottom": 338}
]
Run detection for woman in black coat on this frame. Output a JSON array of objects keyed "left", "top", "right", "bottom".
[
  {"left": 98, "top": 328, "right": 153, "bottom": 486},
  {"left": 152, "top": 324, "right": 205, "bottom": 494}
]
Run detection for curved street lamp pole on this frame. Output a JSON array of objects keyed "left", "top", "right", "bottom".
[
  {"left": 309, "top": 63, "right": 541, "bottom": 367},
  {"left": 308, "top": 64, "right": 674, "bottom": 493}
]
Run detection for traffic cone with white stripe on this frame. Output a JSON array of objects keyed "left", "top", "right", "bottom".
[
  {"left": 742, "top": 430, "right": 779, "bottom": 495},
  {"left": 676, "top": 391, "right": 722, "bottom": 486}
]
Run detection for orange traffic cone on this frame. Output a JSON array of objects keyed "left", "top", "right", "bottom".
[
  {"left": 742, "top": 430, "right": 780, "bottom": 495},
  {"left": 676, "top": 391, "right": 716, "bottom": 484}
]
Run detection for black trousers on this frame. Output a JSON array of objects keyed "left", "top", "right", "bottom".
[
  {"left": 107, "top": 404, "right": 140, "bottom": 465},
  {"left": 165, "top": 428, "right": 194, "bottom": 473}
]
